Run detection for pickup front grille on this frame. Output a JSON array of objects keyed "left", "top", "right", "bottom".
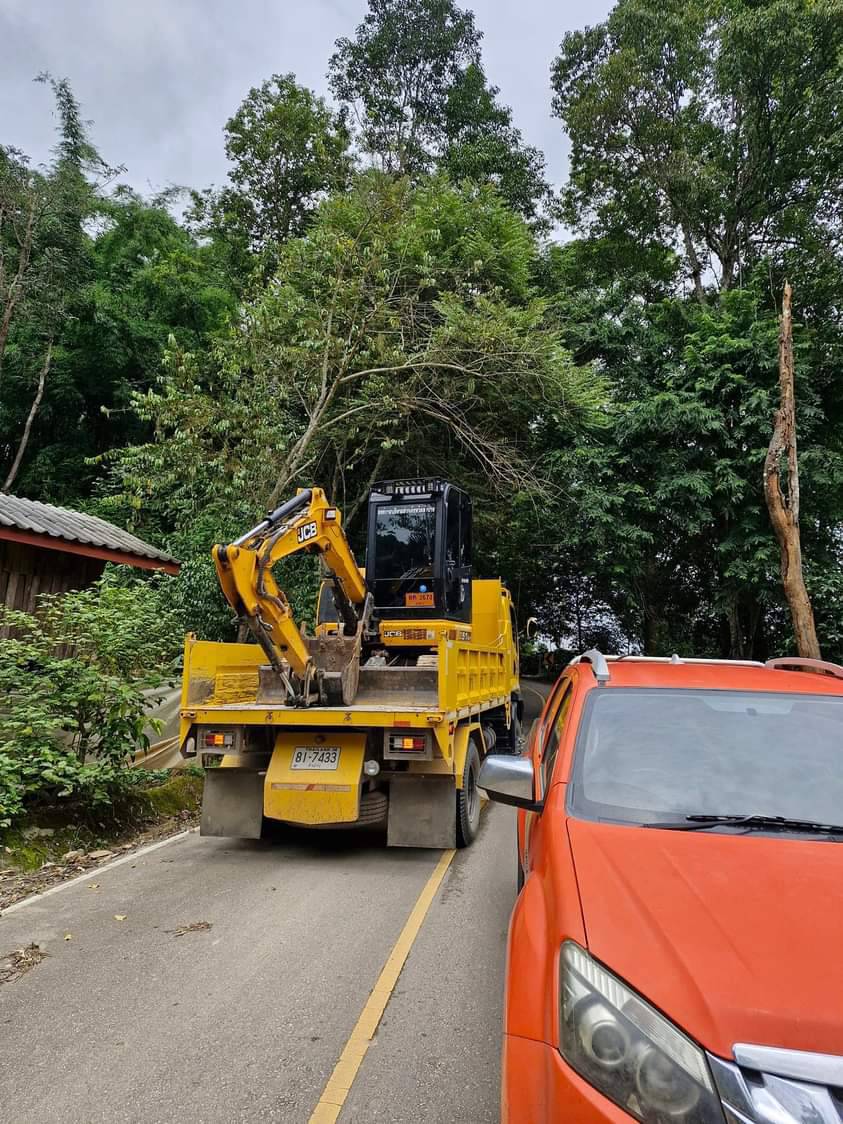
[{"left": 709, "top": 1050, "right": 843, "bottom": 1123}]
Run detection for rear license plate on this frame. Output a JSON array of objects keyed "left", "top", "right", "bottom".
[{"left": 291, "top": 747, "right": 340, "bottom": 770}]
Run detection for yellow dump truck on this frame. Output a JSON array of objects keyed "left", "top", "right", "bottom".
[{"left": 179, "top": 478, "right": 522, "bottom": 848}]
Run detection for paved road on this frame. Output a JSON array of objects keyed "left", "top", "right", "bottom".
[{"left": 0, "top": 683, "right": 550, "bottom": 1124}]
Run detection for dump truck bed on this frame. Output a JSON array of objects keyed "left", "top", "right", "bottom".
[{"left": 180, "top": 633, "right": 512, "bottom": 728}]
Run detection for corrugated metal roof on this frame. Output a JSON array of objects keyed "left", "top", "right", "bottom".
[{"left": 0, "top": 493, "right": 179, "bottom": 567}]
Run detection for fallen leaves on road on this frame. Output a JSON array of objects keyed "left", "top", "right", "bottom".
[
  {"left": 64, "top": 933, "right": 72, "bottom": 941},
  {"left": 0, "top": 943, "right": 46, "bottom": 985},
  {"left": 166, "top": 921, "right": 212, "bottom": 937},
  {"left": 113, "top": 914, "right": 127, "bottom": 922}
]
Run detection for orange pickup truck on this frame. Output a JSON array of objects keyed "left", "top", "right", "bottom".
[{"left": 480, "top": 652, "right": 843, "bottom": 1124}]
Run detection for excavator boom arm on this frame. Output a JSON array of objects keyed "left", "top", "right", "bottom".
[{"left": 213, "top": 488, "right": 367, "bottom": 700}]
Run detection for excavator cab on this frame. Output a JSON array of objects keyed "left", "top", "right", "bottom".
[{"left": 365, "top": 479, "right": 472, "bottom": 624}]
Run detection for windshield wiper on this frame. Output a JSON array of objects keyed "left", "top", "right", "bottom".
[{"left": 643, "top": 814, "right": 843, "bottom": 836}]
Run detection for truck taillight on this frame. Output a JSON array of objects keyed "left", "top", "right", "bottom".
[
  {"left": 204, "top": 731, "right": 234, "bottom": 748},
  {"left": 388, "top": 734, "right": 426, "bottom": 752},
  {"left": 384, "top": 727, "right": 432, "bottom": 760}
]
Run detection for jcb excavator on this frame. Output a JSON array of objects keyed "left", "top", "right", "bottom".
[
  {"left": 213, "top": 487, "right": 372, "bottom": 708},
  {"left": 180, "top": 479, "right": 522, "bottom": 848}
]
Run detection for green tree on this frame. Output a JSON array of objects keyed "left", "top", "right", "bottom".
[
  {"left": 104, "top": 174, "right": 607, "bottom": 621},
  {"left": 330, "top": 0, "right": 482, "bottom": 173},
  {"left": 189, "top": 75, "right": 352, "bottom": 278},
  {"left": 551, "top": 0, "right": 843, "bottom": 299},
  {"left": 329, "top": 0, "right": 549, "bottom": 218},
  {"left": 0, "top": 75, "right": 112, "bottom": 492},
  {"left": 441, "top": 62, "right": 550, "bottom": 222},
  {"left": 530, "top": 252, "right": 843, "bottom": 660},
  {"left": 541, "top": 0, "right": 843, "bottom": 659},
  {"left": 7, "top": 188, "right": 236, "bottom": 504}
]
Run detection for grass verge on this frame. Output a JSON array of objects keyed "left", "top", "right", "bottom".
[{"left": 0, "top": 769, "right": 204, "bottom": 909}]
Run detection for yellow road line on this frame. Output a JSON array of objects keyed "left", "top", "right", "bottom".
[{"left": 308, "top": 848, "right": 457, "bottom": 1124}]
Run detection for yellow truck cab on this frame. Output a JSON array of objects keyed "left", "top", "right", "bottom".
[{"left": 179, "top": 479, "right": 522, "bottom": 848}]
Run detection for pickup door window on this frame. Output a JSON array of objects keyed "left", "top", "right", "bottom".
[
  {"left": 523, "top": 681, "right": 573, "bottom": 874},
  {"left": 540, "top": 685, "right": 573, "bottom": 796}
]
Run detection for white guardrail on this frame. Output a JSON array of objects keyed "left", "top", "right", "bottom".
[{"left": 132, "top": 687, "right": 184, "bottom": 770}]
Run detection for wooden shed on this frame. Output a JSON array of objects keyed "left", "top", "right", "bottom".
[{"left": 0, "top": 493, "right": 179, "bottom": 615}]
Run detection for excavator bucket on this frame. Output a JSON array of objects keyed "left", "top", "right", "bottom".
[{"left": 306, "top": 632, "right": 362, "bottom": 706}]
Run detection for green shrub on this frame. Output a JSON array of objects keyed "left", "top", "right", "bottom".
[{"left": 0, "top": 578, "right": 181, "bottom": 828}]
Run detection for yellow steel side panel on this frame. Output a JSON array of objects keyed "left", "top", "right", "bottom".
[
  {"left": 183, "top": 636, "right": 265, "bottom": 687},
  {"left": 438, "top": 638, "right": 508, "bottom": 713},
  {"left": 469, "top": 581, "right": 520, "bottom": 698},
  {"left": 180, "top": 635, "right": 266, "bottom": 744},
  {"left": 264, "top": 732, "right": 365, "bottom": 825},
  {"left": 469, "top": 580, "right": 504, "bottom": 648}
]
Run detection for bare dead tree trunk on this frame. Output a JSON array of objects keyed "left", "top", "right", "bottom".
[
  {"left": 763, "top": 282, "right": 821, "bottom": 658},
  {"left": 3, "top": 340, "right": 52, "bottom": 492}
]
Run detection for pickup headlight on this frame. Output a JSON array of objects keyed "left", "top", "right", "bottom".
[{"left": 559, "top": 943, "right": 724, "bottom": 1123}]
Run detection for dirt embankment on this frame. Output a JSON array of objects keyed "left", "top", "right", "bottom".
[{"left": 0, "top": 772, "right": 203, "bottom": 912}]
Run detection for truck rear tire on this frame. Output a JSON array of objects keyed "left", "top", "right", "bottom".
[
  {"left": 456, "top": 740, "right": 482, "bottom": 847},
  {"left": 510, "top": 712, "right": 523, "bottom": 754}
]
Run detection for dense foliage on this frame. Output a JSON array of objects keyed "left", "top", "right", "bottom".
[
  {"left": 0, "top": 579, "right": 181, "bottom": 826},
  {"left": 329, "top": 0, "right": 550, "bottom": 220},
  {"left": 1, "top": 0, "right": 842, "bottom": 771}
]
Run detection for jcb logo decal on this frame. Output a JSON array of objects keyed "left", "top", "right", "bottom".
[{"left": 297, "top": 521, "right": 318, "bottom": 544}]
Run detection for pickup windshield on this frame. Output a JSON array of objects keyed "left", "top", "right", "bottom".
[{"left": 569, "top": 688, "right": 843, "bottom": 831}]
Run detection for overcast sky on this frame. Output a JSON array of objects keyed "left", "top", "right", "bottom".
[{"left": 0, "top": 0, "right": 612, "bottom": 198}]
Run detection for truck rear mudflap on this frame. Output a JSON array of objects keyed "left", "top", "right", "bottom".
[
  {"left": 386, "top": 776, "right": 456, "bottom": 848},
  {"left": 201, "top": 768, "right": 264, "bottom": 838},
  {"left": 199, "top": 731, "right": 368, "bottom": 837}
]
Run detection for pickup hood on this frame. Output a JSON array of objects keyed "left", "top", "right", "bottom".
[{"left": 567, "top": 819, "right": 843, "bottom": 1059}]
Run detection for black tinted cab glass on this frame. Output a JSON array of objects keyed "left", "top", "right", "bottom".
[{"left": 373, "top": 502, "right": 436, "bottom": 580}]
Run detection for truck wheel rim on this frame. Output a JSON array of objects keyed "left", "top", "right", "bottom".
[{"left": 467, "top": 761, "right": 479, "bottom": 825}]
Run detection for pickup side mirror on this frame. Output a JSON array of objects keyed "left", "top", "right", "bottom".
[{"left": 478, "top": 754, "right": 543, "bottom": 813}]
